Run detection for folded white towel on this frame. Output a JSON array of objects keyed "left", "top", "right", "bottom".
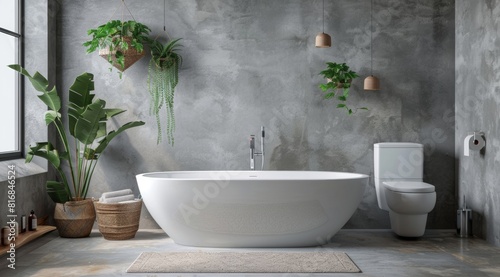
[
  {"left": 101, "top": 189, "right": 133, "bottom": 200},
  {"left": 118, "top": 199, "right": 141, "bottom": 204},
  {"left": 101, "top": 194, "right": 135, "bottom": 203}
]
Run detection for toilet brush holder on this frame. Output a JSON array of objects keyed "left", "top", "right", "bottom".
[{"left": 456, "top": 208, "right": 472, "bottom": 238}]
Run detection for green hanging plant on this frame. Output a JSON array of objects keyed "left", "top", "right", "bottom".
[
  {"left": 83, "top": 20, "right": 151, "bottom": 78},
  {"left": 148, "top": 38, "right": 183, "bottom": 146},
  {"left": 319, "top": 62, "right": 367, "bottom": 115}
]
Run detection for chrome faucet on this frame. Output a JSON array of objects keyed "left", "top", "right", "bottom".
[{"left": 250, "top": 126, "right": 265, "bottom": 170}]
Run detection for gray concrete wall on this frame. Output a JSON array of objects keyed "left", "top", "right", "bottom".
[
  {"left": 24, "top": 0, "right": 49, "bottom": 169},
  {"left": 56, "top": 0, "right": 455, "bottom": 229},
  {"left": 456, "top": 0, "right": 500, "bottom": 246}
]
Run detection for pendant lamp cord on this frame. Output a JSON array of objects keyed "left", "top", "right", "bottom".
[
  {"left": 370, "top": 0, "right": 373, "bottom": 75},
  {"left": 322, "top": 0, "right": 325, "bottom": 33}
]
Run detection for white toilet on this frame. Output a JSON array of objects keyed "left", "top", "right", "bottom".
[{"left": 374, "top": 142, "right": 436, "bottom": 237}]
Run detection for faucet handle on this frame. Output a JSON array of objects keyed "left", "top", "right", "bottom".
[
  {"left": 261, "top": 126, "right": 265, "bottom": 138},
  {"left": 250, "top": 135, "right": 255, "bottom": 149}
]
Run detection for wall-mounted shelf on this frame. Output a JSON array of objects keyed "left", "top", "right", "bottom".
[{"left": 0, "top": 225, "right": 56, "bottom": 256}]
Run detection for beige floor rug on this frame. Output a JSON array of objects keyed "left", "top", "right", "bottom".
[{"left": 126, "top": 251, "right": 361, "bottom": 273}]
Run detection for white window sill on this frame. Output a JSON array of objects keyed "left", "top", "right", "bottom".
[{"left": 0, "top": 159, "right": 47, "bottom": 182}]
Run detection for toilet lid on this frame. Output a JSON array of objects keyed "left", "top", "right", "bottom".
[{"left": 383, "top": 181, "right": 435, "bottom": 193}]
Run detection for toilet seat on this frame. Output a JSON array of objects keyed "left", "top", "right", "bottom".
[{"left": 383, "top": 181, "right": 435, "bottom": 193}]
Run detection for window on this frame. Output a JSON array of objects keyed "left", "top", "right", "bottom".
[{"left": 0, "top": 0, "right": 23, "bottom": 161}]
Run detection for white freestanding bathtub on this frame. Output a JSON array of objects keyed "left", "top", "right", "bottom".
[{"left": 136, "top": 171, "right": 368, "bottom": 247}]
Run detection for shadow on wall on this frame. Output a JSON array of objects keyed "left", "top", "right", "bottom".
[{"left": 269, "top": 124, "right": 311, "bottom": 170}]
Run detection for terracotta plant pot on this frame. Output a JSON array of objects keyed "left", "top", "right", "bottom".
[
  {"left": 94, "top": 200, "right": 142, "bottom": 240},
  {"left": 54, "top": 198, "right": 96, "bottom": 238},
  {"left": 98, "top": 36, "right": 145, "bottom": 71}
]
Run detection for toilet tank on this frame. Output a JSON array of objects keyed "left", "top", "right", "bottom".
[{"left": 374, "top": 142, "right": 424, "bottom": 180}]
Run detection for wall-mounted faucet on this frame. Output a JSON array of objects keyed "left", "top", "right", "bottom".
[{"left": 250, "top": 126, "right": 265, "bottom": 170}]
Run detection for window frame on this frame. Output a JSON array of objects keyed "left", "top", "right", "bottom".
[{"left": 0, "top": 0, "right": 24, "bottom": 161}]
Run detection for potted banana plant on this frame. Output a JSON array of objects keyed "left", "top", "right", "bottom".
[
  {"left": 319, "top": 62, "right": 367, "bottom": 115},
  {"left": 9, "top": 65, "right": 145, "bottom": 238}
]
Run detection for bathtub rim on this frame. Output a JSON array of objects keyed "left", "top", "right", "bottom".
[{"left": 136, "top": 170, "right": 369, "bottom": 181}]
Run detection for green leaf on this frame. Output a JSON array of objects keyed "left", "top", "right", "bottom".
[
  {"left": 359, "top": 107, "right": 369, "bottom": 110},
  {"left": 94, "top": 121, "right": 145, "bottom": 154},
  {"left": 103, "top": 108, "right": 125, "bottom": 119},
  {"left": 74, "top": 99, "right": 106, "bottom": 144},
  {"left": 46, "top": 181, "right": 71, "bottom": 203},
  {"left": 338, "top": 95, "right": 347, "bottom": 101},
  {"left": 8, "top": 64, "right": 29, "bottom": 76},
  {"left": 26, "top": 142, "right": 61, "bottom": 168},
  {"left": 324, "top": 92, "right": 335, "bottom": 99},
  {"left": 9, "top": 65, "right": 61, "bottom": 111},
  {"left": 337, "top": 104, "right": 346, "bottom": 108},
  {"left": 68, "top": 73, "right": 96, "bottom": 137},
  {"left": 37, "top": 86, "right": 62, "bottom": 112},
  {"left": 44, "top": 110, "right": 61, "bottom": 125},
  {"left": 96, "top": 122, "right": 107, "bottom": 139},
  {"left": 69, "top": 72, "right": 95, "bottom": 107}
]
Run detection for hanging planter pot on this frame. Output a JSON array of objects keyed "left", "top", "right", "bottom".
[
  {"left": 98, "top": 36, "right": 146, "bottom": 72},
  {"left": 83, "top": 20, "right": 151, "bottom": 77}
]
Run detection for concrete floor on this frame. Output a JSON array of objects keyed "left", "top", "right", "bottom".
[{"left": 1, "top": 229, "right": 499, "bottom": 277}]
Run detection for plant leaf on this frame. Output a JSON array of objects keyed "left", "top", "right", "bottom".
[
  {"left": 94, "top": 121, "right": 145, "bottom": 154},
  {"left": 103, "top": 108, "right": 125, "bottom": 119},
  {"left": 74, "top": 99, "right": 106, "bottom": 144},
  {"left": 26, "top": 142, "right": 61, "bottom": 168},
  {"left": 337, "top": 104, "right": 346, "bottom": 108},
  {"left": 46, "top": 181, "right": 71, "bottom": 203},
  {"left": 9, "top": 65, "right": 61, "bottom": 111},
  {"left": 44, "top": 110, "right": 61, "bottom": 125},
  {"left": 324, "top": 92, "right": 335, "bottom": 99},
  {"left": 68, "top": 73, "right": 96, "bottom": 137}
]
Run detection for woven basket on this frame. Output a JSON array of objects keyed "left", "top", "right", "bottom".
[
  {"left": 94, "top": 199, "right": 142, "bottom": 240},
  {"left": 98, "top": 36, "right": 145, "bottom": 72},
  {"left": 54, "top": 198, "right": 96, "bottom": 238}
]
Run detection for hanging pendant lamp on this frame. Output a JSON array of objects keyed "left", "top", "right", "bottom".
[
  {"left": 364, "top": 0, "right": 380, "bottom": 90},
  {"left": 315, "top": 0, "right": 331, "bottom": 48}
]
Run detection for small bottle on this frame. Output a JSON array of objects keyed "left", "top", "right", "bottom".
[
  {"left": 21, "top": 215, "right": 26, "bottom": 233},
  {"left": 28, "top": 210, "right": 37, "bottom": 231},
  {"left": 1, "top": 226, "right": 9, "bottom": 246}
]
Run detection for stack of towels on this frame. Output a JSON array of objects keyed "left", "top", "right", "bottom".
[{"left": 99, "top": 189, "right": 140, "bottom": 204}]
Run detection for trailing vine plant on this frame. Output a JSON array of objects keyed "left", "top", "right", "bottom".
[
  {"left": 148, "top": 38, "right": 183, "bottom": 145},
  {"left": 319, "top": 62, "right": 367, "bottom": 115}
]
